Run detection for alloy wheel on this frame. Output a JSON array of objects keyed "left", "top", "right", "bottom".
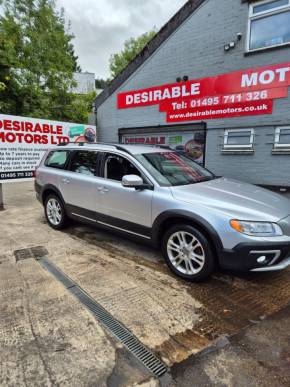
[
  {"left": 46, "top": 198, "right": 62, "bottom": 226},
  {"left": 167, "top": 231, "right": 206, "bottom": 275}
]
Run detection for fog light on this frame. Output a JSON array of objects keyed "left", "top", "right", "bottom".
[{"left": 257, "top": 256, "right": 267, "bottom": 264}]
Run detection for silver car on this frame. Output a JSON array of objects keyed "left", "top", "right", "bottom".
[{"left": 35, "top": 143, "right": 290, "bottom": 281}]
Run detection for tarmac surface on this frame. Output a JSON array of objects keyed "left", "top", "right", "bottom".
[{"left": 0, "top": 182, "right": 290, "bottom": 386}]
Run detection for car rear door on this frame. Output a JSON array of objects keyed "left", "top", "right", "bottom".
[
  {"left": 96, "top": 152, "right": 153, "bottom": 238},
  {"left": 59, "top": 150, "right": 102, "bottom": 221}
]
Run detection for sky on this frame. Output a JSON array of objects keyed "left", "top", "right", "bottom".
[{"left": 57, "top": 0, "right": 187, "bottom": 79}]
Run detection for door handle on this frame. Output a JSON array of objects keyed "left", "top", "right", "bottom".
[
  {"left": 62, "top": 178, "right": 70, "bottom": 184},
  {"left": 97, "top": 186, "right": 109, "bottom": 193}
]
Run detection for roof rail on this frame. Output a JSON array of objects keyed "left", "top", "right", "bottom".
[
  {"left": 57, "top": 141, "right": 117, "bottom": 147},
  {"left": 56, "top": 141, "right": 132, "bottom": 155}
]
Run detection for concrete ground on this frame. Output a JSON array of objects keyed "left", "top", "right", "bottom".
[
  {"left": 170, "top": 306, "right": 290, "bottom": 387},
  {"left": 0, "top": 182, "right": 290, "bottom": 386}
]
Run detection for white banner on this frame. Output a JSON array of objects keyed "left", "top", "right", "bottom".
[{"left": 0, "top": 114, "right": 96, "bottom": 182}]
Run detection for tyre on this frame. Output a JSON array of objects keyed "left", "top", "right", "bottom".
[
  {"left": 44, "top": 194, "right": 67, "bottom": 230},
  {"left": 162, "top": 224, "right": 215, "bottom": 281}
]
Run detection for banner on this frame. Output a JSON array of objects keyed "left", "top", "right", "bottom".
[
  {"left": 0, "top": 114, "right": 96, "bottom": 182},
  {"left": 117, "top": 62, "right": 290, "bottom": 122},
  {"left": 166, "top": 100, "right": 273, "bottom": 123}
]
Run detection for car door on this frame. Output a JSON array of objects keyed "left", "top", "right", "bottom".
[
  {"left": 59, "top": 150, "right": 101, "bottom": 219},
  {"left": 96, "top": 152, "right": 153, "bottom": 237}
]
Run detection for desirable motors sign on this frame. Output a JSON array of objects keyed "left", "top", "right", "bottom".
[
  {"left": 117, "top": 62, "right": 290, "bottom": 122},
  {"left": 0, "top": 114, "right": 96, "bottom": 182}
]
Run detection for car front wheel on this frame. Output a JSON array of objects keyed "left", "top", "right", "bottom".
[{"left": 162, "top": 224, "right": 215, "bottom": 281}]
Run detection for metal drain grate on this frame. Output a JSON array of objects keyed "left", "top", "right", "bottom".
[
  {"left": 37, "top": 257, "right": 168, "bottom": 378},
  {"left": 14, "top": 246, "right": 48, "bottom": 262},
  {"left": 37, "top": 258, "right": 77, "bottom": 289}
]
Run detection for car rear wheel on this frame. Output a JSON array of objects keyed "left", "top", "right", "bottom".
[
  {"left": 162, "top": 224, "right": 215, "bottom": 281},
  {"left": 45, "top": 194, "right": 67, "bottom": 230}
]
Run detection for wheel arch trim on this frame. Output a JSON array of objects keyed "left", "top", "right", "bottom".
[
  {"left": 41, "top": 184, "right": 65, "bottom": 206},
  {"left": 152, "top": 210, "right": 224, "bottom": 254}
]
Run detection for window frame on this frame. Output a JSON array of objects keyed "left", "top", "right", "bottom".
[
  {"left": 44, "top": 150, "right": 70, "bottom": 170},
  {"left": 274, "top": 126, "right": 290, "bottom": 148},
  {"left": 247, "top": 0, "right": 290, "bottom": 52},
  {"left": 223, "top": 129, "right": 255, "bottom": 150}
]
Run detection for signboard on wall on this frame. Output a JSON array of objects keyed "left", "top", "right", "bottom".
[
  {"left": 117, "top": 62, "right": 290, "bottom": 122},
  {"left": 0, "top": 114, "right": 96, "bottom": 182},
  {"left": 121, "top": 129, "right": 206, "bottom": 165}
]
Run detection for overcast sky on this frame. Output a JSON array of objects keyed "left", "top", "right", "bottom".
[{"left": 57, "top": 0, "right": 187, "bottom": 79}]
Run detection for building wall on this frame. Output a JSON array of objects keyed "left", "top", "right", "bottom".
[
  {"left": 72, "top": 72, "right": 95, "bottom": 94},
  {"left": 97, "top": 0, "right": 290, "bottom": 186},
  {"left": 206, "top": 127, "right": 290, "bottom": 186}
]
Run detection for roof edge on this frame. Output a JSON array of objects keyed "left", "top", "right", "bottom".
[{"left": 94, "top": 0, "right": 206, "bottom": 109}]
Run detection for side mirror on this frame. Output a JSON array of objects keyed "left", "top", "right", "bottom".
[{"left": 122, "top": 175, "right": 144, "bottom": 188}]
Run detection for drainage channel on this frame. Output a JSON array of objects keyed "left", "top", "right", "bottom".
[{"left": 37, "top": 257, "right": 168, "bottom": 378}]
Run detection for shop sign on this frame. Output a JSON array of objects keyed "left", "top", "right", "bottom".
[
  {"left": 122, "top": 130, "right": 206, "bottom": 165},
  {"left": 0, "top": 114, "right": 96, "bottom": 182},
  {"left": 117, "top": 62, "right": 290, "bottom": 122},
  {"left": 124, "top": 136, "right": 166, "bottom": 145}
]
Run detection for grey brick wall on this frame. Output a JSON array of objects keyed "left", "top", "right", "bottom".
[
  {"left": 206, "top": 127, "right": 290, "bottom": 186},
  {"left": 97, "top": 0, "right": 290, "bottom": 186}
]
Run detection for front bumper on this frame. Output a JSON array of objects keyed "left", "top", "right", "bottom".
[
  {"left": 219, "top": 241, "right": 290, "bottom": 272},
  {"left": 251, "top": 256, "right": 290, "bottom": 272}
]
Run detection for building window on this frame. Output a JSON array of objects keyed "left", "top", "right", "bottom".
[
  {"left": 223, "top": 129, "right": 254, "bottom": 150},
  {"left": 248, "top": 0, "right": 290, "bottom": 51},
  {"left": 274, "top": 127, "right": 290, "bottom": 148}
]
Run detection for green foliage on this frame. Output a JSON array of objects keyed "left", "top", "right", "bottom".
[
  {"left": 95, "top": 77, "right": 109, "bottom": 89},
  {"left": 0, "top": 0, "right": 90, "bottom": 123},
  {"left": 109, "top": 30, "right": 156, "bottom": 79},
  {"left": 63, "top": 91, "right": 96, "bottom": 124}
]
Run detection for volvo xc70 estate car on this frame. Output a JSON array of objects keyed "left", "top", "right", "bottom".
[{"left": 35, "top": 143, "right": 290, "bottom": 281}]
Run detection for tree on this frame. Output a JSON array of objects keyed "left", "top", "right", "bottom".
[
  {"left": 109, "top": 30, "right": 156, "bottom": 79},
  {"left": 0, "top": 0, "right": 84, "bottom": 121},
  {"left": 63, "top": 90, "right": 96, "bottom": 124},
  {"left": 95, "top": 78, "right": 109, "bottom": 89}
]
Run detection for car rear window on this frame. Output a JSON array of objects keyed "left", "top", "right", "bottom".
[
  {"left": 45, "top": 150, "right": 69, "bottom": 169},
  {"left": 69, "top": 151, "right": 98, "bottom": 176}
]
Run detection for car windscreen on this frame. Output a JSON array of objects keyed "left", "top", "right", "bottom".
[{"left": 135, "top": 151, "right": 215, "bottom": 187}]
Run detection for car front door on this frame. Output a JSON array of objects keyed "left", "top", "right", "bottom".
[
  {"left": 96, "top": 152, "right": 153, "bottom": 238},
  {"left": 59, "top": 150, "right": 101, "bottom": 220}
]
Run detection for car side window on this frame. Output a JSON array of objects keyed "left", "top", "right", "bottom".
[
  {"left": 103, "top": 154, "right": 141, "bottom": 182},
  {"left": 69, "top": 151, "right": 98, "bottom": 176},
  {"left": 45, "top": 150, "right": 69, "bottom": 169}
]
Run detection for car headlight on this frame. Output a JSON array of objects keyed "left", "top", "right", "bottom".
[{"left": 230, "top": 220, "right": 283, "bottom": 237}]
